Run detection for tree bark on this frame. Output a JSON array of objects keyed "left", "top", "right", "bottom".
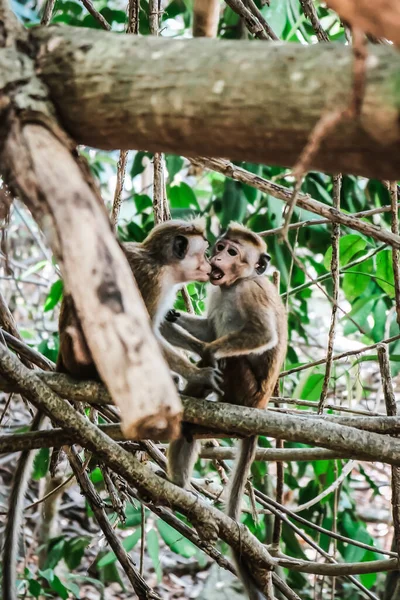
[
  {"left": 32, "top": 26, "right": 400, "bottom": 179},
  {"left": 0, "top": 3, "right": 181, "bottom": 440}
]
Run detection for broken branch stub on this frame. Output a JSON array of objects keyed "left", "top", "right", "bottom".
[{"left": 0, "top": 8, "right": 182, "bottom": 440}]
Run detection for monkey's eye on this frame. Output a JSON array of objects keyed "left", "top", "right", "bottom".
[
  {"left": 216, "top": 243, "right": 225, "bottom": 252},
  {"left": 228, "top": 248, "right": 238, "bottom": 256}
]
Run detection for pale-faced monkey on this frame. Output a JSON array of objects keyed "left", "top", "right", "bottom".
[
  {"left": 57, "top": 218, "right": 223, "bottom": 393},
  {"left": 166, "top": 223, "right": 288, "bottom": 600},
  {"left": 2, "top": 219, "right": 223, "bottom": 600},
  {"left": 193, "top": 0, "right": 220, "bottom": 37}
]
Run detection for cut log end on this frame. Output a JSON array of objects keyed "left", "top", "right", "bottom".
[{"left": 121, "top": 409, "right": 183, "bottom": 441}]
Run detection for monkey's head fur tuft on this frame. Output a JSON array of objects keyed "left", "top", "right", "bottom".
[
  {"left": 210, "top": 223, "right": 270, "bottom": 287},
  {"left": 143, "top": 218, "right": 210, "bottom": 283}
]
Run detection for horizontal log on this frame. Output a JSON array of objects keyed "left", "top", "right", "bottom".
[
  {"left": 3, "top": 369, "right": 400, "bottom": 465},
  {"left": 33, "top": 26, "right": 400, "bottom": 179}
]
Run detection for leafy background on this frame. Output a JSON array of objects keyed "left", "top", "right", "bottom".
[{"left": 1, "top": 0, "right": 399, "bottom": 599}]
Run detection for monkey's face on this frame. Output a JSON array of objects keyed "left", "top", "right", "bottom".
[
  {"left": 173, "top": 234, "right": 211, "bottom": 283},
  {"left": 210, "top": 238, "right": 270, "bottom": 287}
]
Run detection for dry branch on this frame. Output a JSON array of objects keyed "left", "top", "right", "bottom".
[
  {"left": 31, "top": 26, "right": 400, "bottom": 179},
  {"left": 68, "top": 448, "right": 161, "bottom": 599},
  {"left": 194, "top": 157, "right": 400, "bottom": 248},
  {"left": 0, "top": 342, "right": 279, "bottom": 595},
  {"left": 0, "top": 2, "right": 181, "bottom": 440},
  {"left": 5, "top": 368, "right": 400, "bottom": 464}
]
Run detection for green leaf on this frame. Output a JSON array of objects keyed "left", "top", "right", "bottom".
[
  {"left": 49, "top": 574, "right": 69, "bottom": 599},
  {"left": 134, "top": 194, "right": 152, "bottom": 214},
  {"left": 125, "top": 503, "right": 146, "bottom": 527},
  {"left": 262, "top": 0, "right": 289, "bottom": 37},
  {"left": 376, "top": 250, "right": 395, "bottom": 297},
  {"left": 147, "top": 528, "right": 162, "bottom": 582},
  {"left": 38, "top": 334, "right": 59, "bottom": 364},
  {"left": 43, "top": 537, "right": 66, "bottom": 569},
  {"left": 63, "top": 579, "right": 81, "bottom": 597},
  {"left": 323, "top": 234, "right": 367, "bottom": 270},
  {"left": 97, "top": 529, "right": 141, "bottom": 567},
  {"left": 342, "top": 258, "right": 373, "bottom": 300},
  {"left": 44, "top": 279, "right": 64, "bottom": 312},
  {"left": 165, "top": 155, "right": 184, "bottom": 182},
  {"left": 131, "top": 151, "right": 151, "bottom": 178},
  {"left": 32, "top": 447, "right": 50, "bottom": 480},
  {"left": 157, "top": 520, "right": 197, "bottom": 558},
  {"left": 28, "top": 579, "right": 42, "bottom": 598},
  {"left": 219, "top": 178, "right": 247, "bottom": 229},
  {"left": 64, "top": 536, "right": 90, "bottom": 570},
  {"left": 360, "top": 569, "right": 377, "bottom": 589},
  {"left": 294, "top": 372, "right": 324, "bottom": 401},
  {"left": 169, "top": 182, "right": 199, "bottom": 210}
]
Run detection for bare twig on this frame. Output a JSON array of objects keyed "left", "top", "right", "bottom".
[
  {"left": 224, "top": 0, "right": 269, "bottom": 39},
  {"left": 318, "top": 174, "right": 341, "bottom": 413},
  {"left": 262, "top": 203, "right": 400, "bottom": 237},
  {"left": 243, "top": 0, "right": 278, "bottom": 39},
  {"left": 262, "top": 492, "right": 397, "bottom": 559},
  {"left": 191, "top": 158, "right": 400, "bottom": 248},
  {"left": 111, "top": 150, "right": 129, "bottom": 229},
  {"left": 378, "top": 344, "right": 400, "bottom": 556},
  {"left": 127, "top": 0, "right": 140, "bottom": 34},
  {"left": 389, "top": 182, "right": 400, "bottom": 324},
  {"left": 111, "top": 0, "right": 141, "bottom": 228},
  {"left": 1, "top": 329, "right": 54, "bottom": 371},
  {"left": 80, "top": 0, "right": 111, "bottom": 29},
  {"left": 281, "top": 29, "right": 367, "bottom": 240},
  {"left": 152, "top": 152, "right": 165, "bottom": 223},
  {"left": 284, "top": 243, "right": 386, "bottom": 299},
  {"left": 299, "top": 0, "right": 329, "bottom": 41},
  {"left": 40, "top": 0, "right": 57, "bottom": 25},
  {"left": 280, "top": 332, "right": 400, "bottom": 377},
  {"left": 68, "top": 447, "right": 161, "bottom": 599},
  {"left": 291, "top": 460, "right": 354, "bottom": 514}
]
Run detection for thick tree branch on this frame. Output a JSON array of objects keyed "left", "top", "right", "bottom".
[
  {"left": 5, "top": 369, "right": 400, "bottom": 464},
  {"left": 31, "top": 26, "right": 400, "bottom": 179},
  {"left": 0, "top": 342, "right": 279, "bottom": 595},
  {"left": 0, "top": 2, "right": 181, "bottom": 439}
]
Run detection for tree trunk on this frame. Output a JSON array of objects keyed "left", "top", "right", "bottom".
[
  {"left": 33, "top": 26, "right": 400, "bottom": 178},
  {"left": 0, "top": 3, "right": 182, "bottom": 440}
]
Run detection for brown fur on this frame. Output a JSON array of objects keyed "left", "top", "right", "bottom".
[
  {"left": 193, "top": 0, "right": 220, "bottom": 37},
  {"left": 167, "top": 224, "right": 287, "bottom": 600},
  {"left": 56, "top": 219, "right": 213, "bottom": 383}
]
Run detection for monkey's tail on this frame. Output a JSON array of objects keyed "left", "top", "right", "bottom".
[
  {"left": 227, "top": 435, "right": 266, "bottom": 600},
  {"left": 167, "top": 435, "right": 200, "bottom": 488},
  {"left": 2, "top": 411, "right": 44, "bottom": 600}
]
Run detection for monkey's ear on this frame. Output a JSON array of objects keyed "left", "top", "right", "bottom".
[
  {"left": 173, "top": 235, "right": 189, "bottom": 259},
  {"left": 256, "top": 253, "right": 271, "bottom": 275}
]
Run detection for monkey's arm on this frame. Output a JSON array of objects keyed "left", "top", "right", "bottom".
[
  {"left": 158, "top": 337, "right": 223, "bottom": 394},
  {"left": 206, "top": 313, "right": 278, "bottom": 360},
  {"left": 161, "top": 321, "right": 207, "bottom": 356},
  {"left": 167, "top": 312, "right": 214, "bottom": 342}
]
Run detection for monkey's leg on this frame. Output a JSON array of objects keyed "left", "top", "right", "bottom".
[{"left": 167, "top": 436, "right": 200, "bottom": 488}]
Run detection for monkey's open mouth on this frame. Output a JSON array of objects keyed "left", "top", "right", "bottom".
[{"left": 210, "top": 266, "right": 224, "bottom": 281}]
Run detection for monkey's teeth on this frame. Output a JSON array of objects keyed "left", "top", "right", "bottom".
[{"left": 211, "top": 267, "right": 224, "bottom": 280}]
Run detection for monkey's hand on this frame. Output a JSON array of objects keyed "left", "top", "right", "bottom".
[
  {"left": 165, "top": 309, "right": 181, "bottom": 323},
  {"left": 190, "top": 364, "right": 224, "bottom": 396},
  {"left": 200, "top": 344, "right": 218, "bottom": 368}
]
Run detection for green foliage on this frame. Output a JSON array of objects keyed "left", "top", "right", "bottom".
[{"left": 9, "top": 0, "right": 399, "bottom": 598}]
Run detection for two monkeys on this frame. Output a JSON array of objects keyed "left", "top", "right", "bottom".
[
  {"left": 58, "top": 218, "right": 287, "bottom": 600},
  {"left": 5, "top": 218, "right": 287, "bottom": 600}
]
